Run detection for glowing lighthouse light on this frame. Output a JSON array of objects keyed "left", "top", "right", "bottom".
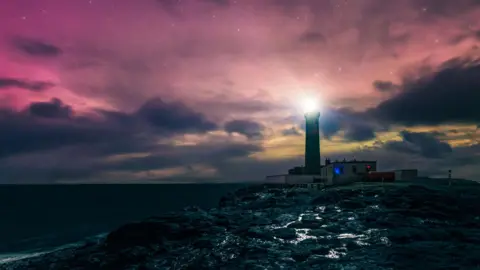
[{"left": 300, "top": 96, "right": 320, "bottom": 114}]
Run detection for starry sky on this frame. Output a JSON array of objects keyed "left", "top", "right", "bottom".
[{"left": 0, "top": 0, "right": 479, "bottom": 183}]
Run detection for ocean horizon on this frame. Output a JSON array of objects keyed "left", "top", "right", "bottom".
[{"left": 0, "top": 183, "right": 248, "bottom": 261}]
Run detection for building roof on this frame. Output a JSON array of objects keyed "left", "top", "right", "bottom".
[{"left": 325, "top": 160, "right": 377, "bottom": 166}]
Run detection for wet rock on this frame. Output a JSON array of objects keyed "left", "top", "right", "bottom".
[
  {"left": 246, "top": 227, "right": 274, "bottom": 240},
  {"left": 308, "top": 228, "right": 330, "bottom": 237},
  {"left": 301, "top": 214, "right": 320, "bottom": 223},
  {"left": 310, "top": 193, "right": 341, "bottom": 205},
  {"left": 274, "top": 228, "right": 297, "bottom": 240},
  {"left": 194, "top": 237, "right": 214, "bottom": 249},
  {"left": 6, "top": 180, "right": 480, "bottom": 270},
  {"left": 105, "top": 221, "right": 174, "bottom": 251},
  {"left": 291, "top": 250, "right": 311, "bottom": 262},
  {"left": 339, "top": 199, "right": 365, "bottom": 209},
  {"left": 250, "top": 217, "right": 272, "bottom": 226}
]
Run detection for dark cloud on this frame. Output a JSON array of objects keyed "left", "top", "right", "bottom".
[
  {"left": 209, "top": 143, "right": 262, "bottom": 161},
  {"left": 27, "top": 98, "right": 73, "bottom": 119},
  {"left": 98, "top": 142, "right": 263, "bottom": 174},
  {"left": 281, "top": 127, "right": 301, "bottom": 136},
  {"left": 158, "top": 0, "right": 229, "bottom": 11},
  {"left": 449, "top": 34, "right": 469, "bottom": 46},
  {"left": 344, "top": 124, "right": 376, "bottom": 142},
  {"left": 296, "top": 108, "right": 376, "bottom": 140},
  {"left": 12, "top": 37, "right": 62, "bottom": 57},
  {"left": 137, "top": 98, "right": 217, "bottom": 134},
  {"left": 0, "top": 78, "right": 55, "bottom": 92},
  {"left": 384, "top": 131, "right": 452, "bottom": 158},
  {"left": 0, "top": 139, "right": 264, "bottom": 183},
  {"left": 212, "top": 156, "right": 302, "bottom": 183},
  {"left": 0, "top": 97, "right": 218, "bottom": 159},
  {"left": 271, "top": 0, "right": 333, "bottom": 14},
  {"left": 373, "top": 80, "right": 400, "bottom": 92},
  {"left": 414, "top": 0, "right": 480, "bottom": 17},
  {"left": 370, "top": 57, "right": 480, "bottom": 126},
  {"left": 196, "top": 98, "right": 281, "bottom": 116},
  {"left": 449, "top": 29, "right": 480, "bottom": 45},
  {"left": 0, "top": 110, "right": 125, "bottom": 159},
  {"left": 202, "top": 0, "right": 230, "bottom": 6},
  {"left": 224, "top": 119, "right": 264, "bottom": 139},
  {"left": 98, "top": 142, "right": 262, "bottom": 175},
  {"left": 299, "top": 32, "right": 326, "bottom": 43},
  {"left": 155, "top": 0, "right": 184, "bottom": 16},
  {"left": 319, "top": 115, "right": 341, "bottom": 139},
  {"left": 0, "top": 152, "right": 98, "bottom": 184},
  {"left": 475, "top": 30, "right": 480, "bottom": 40}
]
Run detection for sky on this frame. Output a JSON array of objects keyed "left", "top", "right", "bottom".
[{"left": 0, "top": 0, "right": 479, "bottom": 184}]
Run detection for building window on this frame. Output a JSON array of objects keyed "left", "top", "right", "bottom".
[
  {"left": 366, "top": 165, "right": 372, "bottom": 172},
  {"left": 334, "top": 166, "right": 344, "bottom": 175}
]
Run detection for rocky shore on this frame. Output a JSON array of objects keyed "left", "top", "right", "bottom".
[{"left": 3, "top": 179, "right": 480, "bottom": 269}]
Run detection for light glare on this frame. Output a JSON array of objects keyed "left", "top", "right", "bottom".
[{"left": 301, "top": 98, "right": 319, "bottom": 114}]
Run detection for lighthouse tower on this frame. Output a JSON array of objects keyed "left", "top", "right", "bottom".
[{"left": 304, "top": 111, "right": 321, "bottom": 174}]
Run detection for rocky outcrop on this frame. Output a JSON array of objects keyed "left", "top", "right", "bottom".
[{"left": 5, "top": 180, "right": 480, "bottom": 269}]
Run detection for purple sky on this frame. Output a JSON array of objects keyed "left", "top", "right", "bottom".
[{"left": 0, "top": 0, "right": 479, "bottom": 183}]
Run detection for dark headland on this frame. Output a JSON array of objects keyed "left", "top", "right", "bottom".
[{"left": 3, "top": 178, "right": 480, "bottom": 270}]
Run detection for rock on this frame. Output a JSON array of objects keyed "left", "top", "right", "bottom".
[
  {"left": 291, "top": 250, "right": 311, "bottom": 262},
  {"left": 105, "top": 221, "right": 173, "bottom": 251},
  {"left": 274, "top": 228, "right": 297, "bottom": 240},
  {"left": 274, "top": 213, "right": 297, "bottom": 225},
  {"left": 246, "top": 227, "right": 274, "bottom": 240},
  {"left": 250, "top": 217, "right": 272, "bottom": 226},
  {"left": 310, "top": 193, "right": 341, "bottom": 205},
  {"left": 308, "top": 228, "right": 329, "bottom": 237},
  {"left": 339, "top": 199, "right": 365, "bottom": 209},
  {"left": 194, "top": 237, "right": 214, "bottom": 249},
  {"left": 7, "top": 181, "right": 480, "bottom": 270}
]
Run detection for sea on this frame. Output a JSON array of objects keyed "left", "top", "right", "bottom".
[{"left": 0, "top": 183, "right": 247, "bottom": 265}]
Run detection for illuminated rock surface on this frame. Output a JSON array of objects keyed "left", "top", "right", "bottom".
[{"left": 3, "top": 179, "right": 480, "bottom": 269}]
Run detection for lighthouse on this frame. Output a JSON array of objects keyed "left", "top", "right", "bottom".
[{"left": 304, "top": 111, "right": 321, "bottom": 174}]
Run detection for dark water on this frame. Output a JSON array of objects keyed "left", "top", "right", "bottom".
[{"left": 0, "top": 184, "right": 246, "bottom": 254}]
